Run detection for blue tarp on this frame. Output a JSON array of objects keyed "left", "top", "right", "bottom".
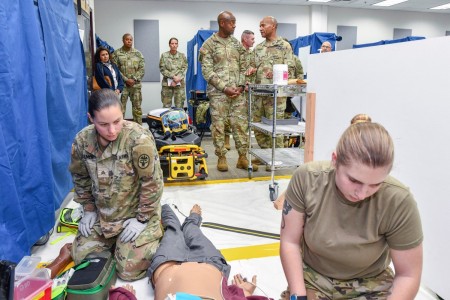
[
  {"left": 353, "top": 36, "right": 425, "bottom": 48},
  {"left": 186, "top": 30, "right": 216, "bottom": 127},
  {"left": 96, "top": 34, "right": 115, "bottom": 53},
  {"left": 290, "top": 32, "right": 340, "bottom": 55},
  {"left": 186, "top": 30, "right": 217, "bottom": 96},
  {"left": 0, "top": 0, "right": 87, "bottom": 263}
]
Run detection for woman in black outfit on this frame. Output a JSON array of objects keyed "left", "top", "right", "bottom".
[{"left": 94, "top": 46, "right": 124, "bottom": 95}]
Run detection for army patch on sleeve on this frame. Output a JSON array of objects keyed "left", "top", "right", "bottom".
[
  {"left": 133, "top": 144, "right": 155, "bottom": 177},
  {"left": 138, "top": 154, "right": 150, "bottom": 169}
]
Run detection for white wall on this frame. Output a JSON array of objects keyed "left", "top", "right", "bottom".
[
  {"left": 328, "top": 7, "right": 450, "bottom": 44},
  {"left": 94, "top": 1, "right": 450, "bottom": 118},
  {"left": 307, "top": 36, "right": 450, "bottom": 299}
]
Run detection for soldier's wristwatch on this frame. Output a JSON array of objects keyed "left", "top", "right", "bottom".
[{"left": 290, "top": 294, "right": 307, "bottom": 300}]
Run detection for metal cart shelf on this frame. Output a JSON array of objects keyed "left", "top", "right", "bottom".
[{"left": 248, "top": 84, "right": 306, "bottom": 201}]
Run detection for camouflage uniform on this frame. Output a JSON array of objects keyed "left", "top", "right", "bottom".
[
  {"left": 251, "top": 37, "right": 295, "bottom": 148},
  {"left": 159, "top": 51, "right": 188, "bottom": 109},
  {"left": 285, "top": 55, "right": 304, "bottom": 119},
  {"left": 198, "top": 33, "right": 248, "bottom": 157},
  {"left": 112, "top": 47, "right": 145, "bottom": 124},
  {"left": 280, "top": 265, "right": 393, "bottom": 300},
  {"left": 243, "top": 48, "right": 256, "bottom": 85},
  {"left": 225, "top": 48, "right": 254, "bottom": 137},
  {"left": 242, "top": 48, "right": 256, "bottom": 117},
  {"left": 69, "top": 121, "right": 163, "bottom": 280},
  {"left": 303, "top": 263, "right": 394, "bottom": 299}
]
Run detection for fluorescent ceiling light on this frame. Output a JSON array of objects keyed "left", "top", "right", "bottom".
[
  {"left": 430, "top": 3, "right": 450, "bottom": 9},
  {"left": 308, "top": 0, "right": 332, "bottom": 3},
  {"left": 373, "top": 0, "right": 408, "bottom": 7}
]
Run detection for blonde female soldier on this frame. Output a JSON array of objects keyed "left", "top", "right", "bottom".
[{"left": 280, "top": 118, "right": 423, "bottom": 299}]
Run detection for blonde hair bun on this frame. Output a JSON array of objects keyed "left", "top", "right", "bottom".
[{"left": 350, "top": 114, "right": 372, "bottom": 125}]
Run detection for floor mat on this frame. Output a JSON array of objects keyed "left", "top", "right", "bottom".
[{"left": 31, "top": 179, "right": 437, "bottom": 299}]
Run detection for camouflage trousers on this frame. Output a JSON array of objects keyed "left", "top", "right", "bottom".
[
  {"left": 253, "top": 95, "right": 286, "bottom": 148},
  {"left": 224, "top": 117, "right": 232, "bottom": 135},
  {"left": 161, "top": 85, "right": 185, "bottom": 109},
  {"left": 148, "top": 205, "right": 231, "bottom": 280},
  {"left": 225, "top": 91, "right": 250, "bottom": 136},
  {"left": 121, "top": 85, "right": 143, "bottom": 124},
  {"left": 299, "top": 263, "right": 394, "bottom": 299},
  {"left": 208, "top": 93, "right": 249, "bottom": 157},
  {"left": 71, "top": 221, "right": 162, "bottom": 281}
]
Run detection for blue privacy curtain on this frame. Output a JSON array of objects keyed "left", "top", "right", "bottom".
[
  {"left": 0, "top": 0, "right": 87, "bottom": 263},
  {"left": 186, "top": 30, "right": 217, "bottom": 95},
  {"left": 186, "top": 30, "right": 216, "bottom": 127},
  {"left": 353, "top": 36, "right": 425, "bottom": 48},
  {"left": 290, "top": 32, "right": 340, "bottom": 55}
]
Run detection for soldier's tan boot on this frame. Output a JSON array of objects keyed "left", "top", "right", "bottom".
[
  {"left": 224, "top": 135, "right": 231, "bottom": 150},
  {"left": 236, "top": 155, "right": 258, "bottom": 171},
  {"left": 217, "top": 155, "right": 228, "bottom": 172},
  {"left": 251, "top": 158, "right": 263, "bottom": 165}
]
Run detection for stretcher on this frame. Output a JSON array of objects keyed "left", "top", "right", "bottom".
[{"left": 147, "top": 108, "right": 208, "bottom": 181}]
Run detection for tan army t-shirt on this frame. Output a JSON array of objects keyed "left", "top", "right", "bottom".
[{"left": 285, "top": 161, "right": 423, "bottom": 280}]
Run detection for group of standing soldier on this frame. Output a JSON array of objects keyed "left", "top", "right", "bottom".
[
  {"left": 199, "top": 11, "right": 305, "bottom": 172},
  {"left": 106, "top": 13, "right": 308, "bottom": 173},
  {"left": 111, "top": 33, "right": 188, "bottom": 124}
]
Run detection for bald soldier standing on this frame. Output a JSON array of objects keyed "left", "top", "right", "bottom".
[
  {"left": 224, "top": 30, "right": 255, "bottom": 151},
  {"left": 250, "top": 16, "right": 295, "bottom": 150},
  {"left": 199, "top": 11, "right": 258, "bottom": 172}
]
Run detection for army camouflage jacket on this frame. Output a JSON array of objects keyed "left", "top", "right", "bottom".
[
  {"left": 294, "top": 56, "right": 304, "bottom": 80},
  {"left": 112, "top": 47, "right": 145, "bottom": 87},
  {"left": 198, "top": 33, "right": 246, "bottom": 95},
  {"left": 69, "top": 121, "right": 163, "bottom": 238},
  {"left": 159, "top": 51, "right": 188, "bottom": 87},
  {"left": 242, "top": 48, "right": 255, "bottom": 84},
  {"left": 251, "top": 36, "right": 295, "bottom": 84}
]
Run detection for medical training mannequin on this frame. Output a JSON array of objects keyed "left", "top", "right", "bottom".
[{"left": 148, "top": 204, "right": 270, "bottom": 300}]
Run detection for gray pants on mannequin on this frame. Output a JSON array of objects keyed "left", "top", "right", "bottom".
[{"left": 147, "top": 204, "right": 231, "bottom": 279}]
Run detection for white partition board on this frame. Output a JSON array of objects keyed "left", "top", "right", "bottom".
[{"left": 307, "top": 36, "right": 450, "bottom": 298}]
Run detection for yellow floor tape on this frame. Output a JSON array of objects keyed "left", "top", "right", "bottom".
[
  {"left": 220, "top": 242, "right": 280, "bottom": 261},
  {"left": 165, "top": 175, "right": 292, "bottom": 186}
]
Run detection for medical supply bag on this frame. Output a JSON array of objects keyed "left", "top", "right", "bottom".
[{"left": 65, "top": 252, "right": 117, "bottom": 300}]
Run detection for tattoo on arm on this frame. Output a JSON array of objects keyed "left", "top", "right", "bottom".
[
  {"left": 283, "top": 200, "right": 292, "bottom": 215},
  {"left": 281, "top": 200, "right": 292, "bottom": 229}
]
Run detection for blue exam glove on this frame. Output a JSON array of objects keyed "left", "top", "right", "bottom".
[
  {"left": 78, "top": 211, "right": 98, "bottom": 237},
  {"left": 120, "top": 218, "right": 147, "bottom": 243}
]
